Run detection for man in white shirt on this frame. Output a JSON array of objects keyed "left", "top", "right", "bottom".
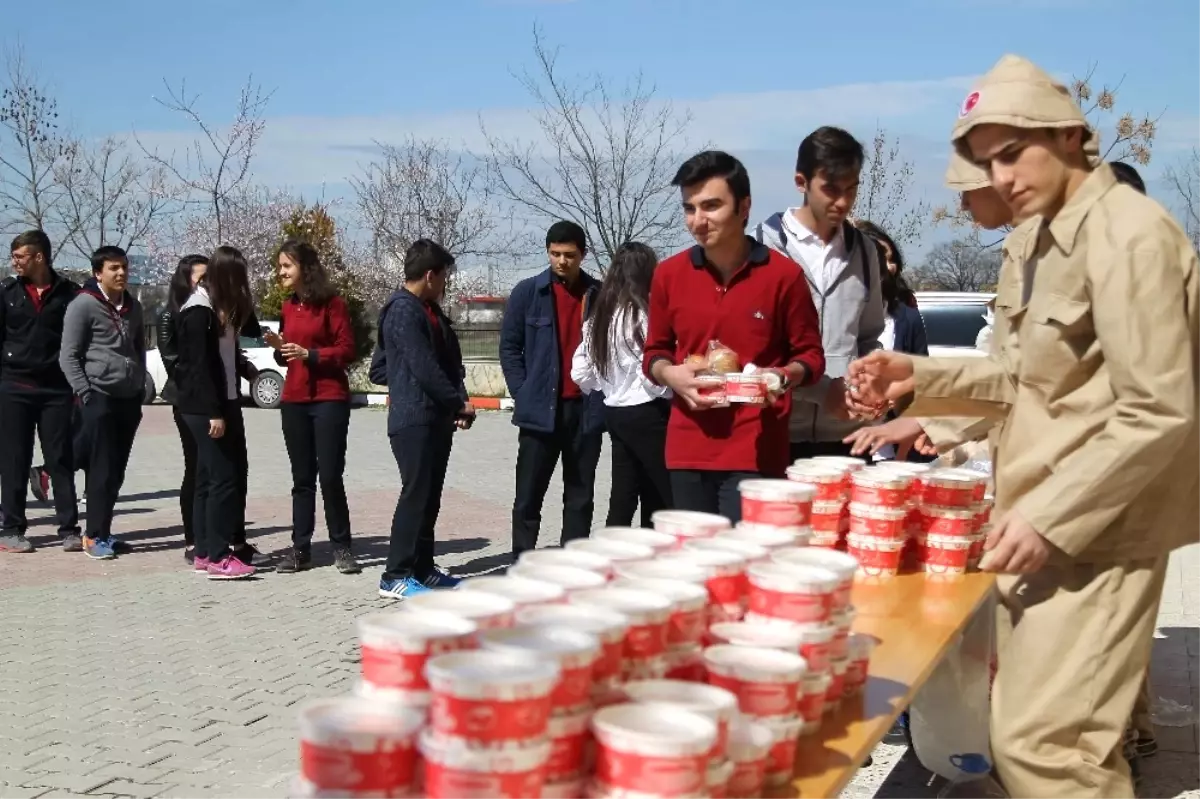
[{"left": 753, "top": 126, "right": 886, "bottom": 461}]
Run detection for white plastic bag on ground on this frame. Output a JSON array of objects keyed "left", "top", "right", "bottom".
[{"left": 909, "top": 593, "right": 1007, "bottom": 796}]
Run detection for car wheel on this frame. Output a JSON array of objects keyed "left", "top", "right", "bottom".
[
  {"left": 251, "top": 372, "right": 283, "bottom": 409},
  {"left": 143, "top": 374, "right": 157, "bottom": 405}
]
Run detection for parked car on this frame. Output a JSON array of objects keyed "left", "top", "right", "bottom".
[
  {"left": 915, "top": 292, "right": 995, "bottom": 358},
  {"left": 144, "top": 321, "right": 287, "bottom": 409}
]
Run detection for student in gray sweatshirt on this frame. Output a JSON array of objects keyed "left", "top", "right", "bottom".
[{"left": 59, "top": 245, "right": 145, "bottom": 560}]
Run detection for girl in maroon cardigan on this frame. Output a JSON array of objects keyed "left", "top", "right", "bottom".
[{"left": 264, "top": 240, "right": 360, "bottom": 574}]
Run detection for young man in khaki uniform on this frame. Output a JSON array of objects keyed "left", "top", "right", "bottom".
[{"left": 849, "top": 54, "right": 1199, "bottom": 798}]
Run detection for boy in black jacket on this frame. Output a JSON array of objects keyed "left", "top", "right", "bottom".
[
  {"left": 370, "top": 239, "right": 475, "bottom": 600},
  {"left": 0, "top": 231, "right": 82, "bottom": 553}
]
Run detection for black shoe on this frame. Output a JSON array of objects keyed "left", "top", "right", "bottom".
[
  {"left": 184, "top": 546, "right": 195, "bottom": 565},
  {"left": 232, "top": 544, "right": 273, "bottom": 569},
  {"left": 29, "top": 466, "right": 50, "bottom": 503},
  {"left": 0, "top": 534, "right": 35, "bottom": 553},
  {"left": 334, "top": 549, "right": 361, "bottom": 574},
  {"left": 1136, "top": 734, "right": 1159, "bottom": 759},
  {"left": 61, "top": 533, "right": 83, "bottom": 553},
  {"left": 277, "top": 549, "right": 312, "bottom": 574}
]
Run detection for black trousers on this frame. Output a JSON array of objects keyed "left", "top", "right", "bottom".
[
  {"left": 226, "top": 404, "right": 250, "bottom": 549},
  {"left": 280, "top": 400, "right": 352, "bottom": 553},
  {"left": 603, "top": 399, "right": 672, "bottom": 528},
  {"left": 0, "top": 391, "right": 79, "bottom": 536},
  {"left": 385, "top": 421, "right": 454, "bottom": 581},
  {"left": 80, "top": 393, "right": 142, "bottom": 541},
  {"left": 183, "top": 401, "right": 245, "bottom": 563},
  {"left": 512, "top": 399, "right": 603, "bottom": 558},
  {"left": 669, "top": 470, "right": 760, "bottom": 525},
  {"left": 172, "top": 406, "right": 198, "bottom": 546}
]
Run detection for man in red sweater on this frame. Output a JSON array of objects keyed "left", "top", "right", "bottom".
[
  {"left": 648, "top": 151, "right": 825, "bottom": 520},
  {"left": 643, "top": 150, "right": 825, "bottom": 522}
]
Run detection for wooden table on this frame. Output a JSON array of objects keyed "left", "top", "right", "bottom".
[{"left": 779, "top": 571, "right": 997, "bottom": 798}]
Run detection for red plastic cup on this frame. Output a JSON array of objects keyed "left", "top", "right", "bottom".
[
  {"left": 355, "top": 610, "right": 477, "bottom": 704},
  {"left": 738, "top": 479, "right": 815, "bottom": 527},
  {"left": 920, "top": 469, "right": 983, "bottom": 508},
  {"left": 478, "top": 626, "right": 600, "bottom": 712},
  {"left": 509, "top": 563, "right": 608, "bottom": 595},
  {"left": 669, "top": 547, "right": 749, "bottom": 625},
  {"left": 458, "top": 574, "right": 565, "bottom": 608},
  {"left": 725, "top": 717, "right": 773, "bottom": 798},
  {"left": 745, "top": 561, "right": 839, "bottom": 625},
  {"left": 298, "top": 698, "right": 425, "bottom": 796},
  {"left": 515, "top": 603, "right": 629, "bottom": 687},
  {"left": 420, "top": 729, "right": 551, "bottom": 799},
  {"left": 785, "top": 461, "right": 849, "bottom": 502},
  {"left": 845, "top": 534, "right": 905, "bottom": 579},
  {"left": 704, "top": 645, "right": 807, "bottom": 719},
  {"left": 570, "top": 587, "right": 672, "bottom": 661},
  {"left": 848, "top": 502, "right": 909, "bottom": 539},
  {"left": 920, "top": 505, "right": 978, "bottom": 537},
  {"left": 425, "top": 650, "right": 559, "bottom": 744},
  {"left": 610, "top": 577, "right": 708, "bottom": 647},
  {"left": 770, "top": 548, "right": 857, "bottom": 611},
  {"left": 761, "top": 715, "right": 805, "bottom": 787},
  {"left": 922, "top": 533, "right": 973, "bottom": 576},
  {"left": 651, "top": 509, "right": 732, "bottom": 546},
  {"left": 621, "top": 678, "right": 737, "bottom": 760},
  {"left": 849, "top": 469, "right": 912, "bottom": 509},
  {"left": 565, "top": 537, "right": 655, "bottom": 566},
  {"left": 591, "top": 703, "right": 716, "bottom": 798},
  {"left": 592, "top": 525, "right": 677, "bottom": 554},
  {"left": 798, "top": 672, "right": 831, "bottom": 735},
  {"left": 545, "top": 708, "right": 592, "bottom": 784}
]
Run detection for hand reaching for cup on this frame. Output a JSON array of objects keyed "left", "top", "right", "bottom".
[{"left": 847, "top": 351, "right": 917, "bottom": 408}]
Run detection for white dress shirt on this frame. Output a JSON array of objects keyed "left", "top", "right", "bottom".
[
  {"left": 781, "top": 208, "right": 850, "bottom": 293},
  {"left": 571, "top": 307, "right": 672, "bottom": 407}
]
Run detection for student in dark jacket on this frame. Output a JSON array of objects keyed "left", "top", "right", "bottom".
[
  {"left": 173, "top": 246, "right": 257, "bottom": 581},
  {"left": 0, "top": 230, "right": 82, "bottom": 553},
  {"left": 59, "top": 246, "right": 146, "bottom": 559},
  {"left": 158, "top": 255, "right": 209, "bottom": 562},
  {"left": 263, "top": 239, "right": 359, "bottom": 575},
  {"left": 371, "top": 239, "right": 475, "bottom": 600},
  {"left": 499, "top": 220, "right": 604, "bottom": 560}
]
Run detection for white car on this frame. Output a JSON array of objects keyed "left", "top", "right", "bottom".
[
  {"left": 915, "top": 292, "right": 995, "bottom": 358},
  {"left": 144, "top": 321, "right": 288, "bottom": 409}
]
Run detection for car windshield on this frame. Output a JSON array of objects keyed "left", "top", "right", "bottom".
[{"left": 920, "top": 304, "right": 988, "bottom": 349}]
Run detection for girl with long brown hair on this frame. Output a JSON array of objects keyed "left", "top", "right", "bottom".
[
  {"left": 173, "top": 245, "right": 257, "bottom": 580},
  {"left": 570, "top": 241, "right": 672, "bottom": 526},
  {"left": 264, "top": 239, "right": 359, "bottom": 574}
]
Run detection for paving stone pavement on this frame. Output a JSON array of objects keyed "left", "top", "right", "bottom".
[{"left": 0, "top": 405, "right": 1195, "bottom": 798}]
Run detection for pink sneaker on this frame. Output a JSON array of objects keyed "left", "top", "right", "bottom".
[
  {"left": 206, "top": 555, "right": 256, "bottom": 580},
  {"left": 194, "top": 556, "right": 211, "bottom": 573}
]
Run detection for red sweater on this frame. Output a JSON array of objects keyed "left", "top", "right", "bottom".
[
  {"left": 552, "top": 278, "right": 586, "bottom": 400},
  {"left": 277, "top": 295, "right": 355, "bottom": 402},
  {"left": 642, "top": 241, "right": 825, "bottom": 476}
]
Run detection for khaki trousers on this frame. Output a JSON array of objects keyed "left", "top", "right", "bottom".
[{"left": 991, "top": 557, "right": 1167, "bottom": 798}]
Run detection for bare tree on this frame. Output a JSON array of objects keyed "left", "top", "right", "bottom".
[
  {"left": 136, "top": 76, "right": 271, "bottom": 242},
  {"left": 853, "top": 127, "right": 931, "bottom": 247},
  {"left": 483, "top": 27, "right": 692, "bottom": 270},
  {"left": 909, "top": 236, "right": 1001, "bottom": 293},
  {"left": 1164, "top": 147, "right": 1200, "bottom": 251},
  {"left": 351, "top": 137, "right": 510, "bottom": 264},
  {"left": 1070, "top": 65, "right": 1160, "bottom": 166},
  {"left": 0, "top": 46, "right": 74, "bottom": 251},
  {"left": 53, "top": 136, "right": 174, "bottom": 260}
]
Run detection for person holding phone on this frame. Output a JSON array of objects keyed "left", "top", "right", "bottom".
[
  {"left": 265, "top": 239, "right": 359, "bottom": 575},
  {"left": 172, "top": 246, "right": 258, "bottom": 580}
]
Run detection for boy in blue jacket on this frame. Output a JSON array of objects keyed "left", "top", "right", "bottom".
[{"left": 370, "top": 239, "right": 475, "bottom": 599}]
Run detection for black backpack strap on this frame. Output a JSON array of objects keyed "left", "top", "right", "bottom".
[{"left": 846, "top": 223, "right": 876, "bottom": 294}]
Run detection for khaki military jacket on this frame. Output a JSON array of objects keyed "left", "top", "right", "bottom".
[
  {"left": 918, "top": 220, "right": 1040, "bottom": 452},
  {"left": 909, "top": 165, "right": 1199, "bottom": 562}
]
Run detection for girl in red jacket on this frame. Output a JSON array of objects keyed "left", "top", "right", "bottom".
[{"left": 264, "top": 240, "right": 360, "bottom": 574}]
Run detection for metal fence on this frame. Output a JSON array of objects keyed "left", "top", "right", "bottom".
[{"left": 456, "top": 327, "right": 502, "bottom": 360}]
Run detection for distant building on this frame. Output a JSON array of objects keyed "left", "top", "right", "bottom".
[{"left": 458, "top": 296, "right": 506, "bottom": 325}]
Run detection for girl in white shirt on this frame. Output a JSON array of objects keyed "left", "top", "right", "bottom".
[{"left": 571, "top": 242, "right": 672, "bottom": 527}]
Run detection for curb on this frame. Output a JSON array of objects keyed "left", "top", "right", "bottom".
[{"left": 350, "top": 394, "right": 512, "bottom": 411}]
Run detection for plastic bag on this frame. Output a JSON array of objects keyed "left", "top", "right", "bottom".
[
  {"left": 910, "top": 593, "right": 1005, "bottom": 795},
  {"left": 706, "top": 339, "right": 740, "bottom": 375},
  {"left": 1151, "top": 696, "right": 1198, "bottom": 727}
]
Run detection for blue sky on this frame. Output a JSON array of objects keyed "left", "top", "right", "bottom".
[{"left": 5, "top": 0, "right": 1198, "bottom": 272}]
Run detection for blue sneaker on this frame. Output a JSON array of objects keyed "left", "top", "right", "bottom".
[
  {"left": 83, "top": 536, "right": 116, "bottom": 560},
  {"left": 421, "top": 568, "right": 461, "bottom": 589},
  {"left": 379, "top": 576, "right": 431, "bottom": 600}
]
